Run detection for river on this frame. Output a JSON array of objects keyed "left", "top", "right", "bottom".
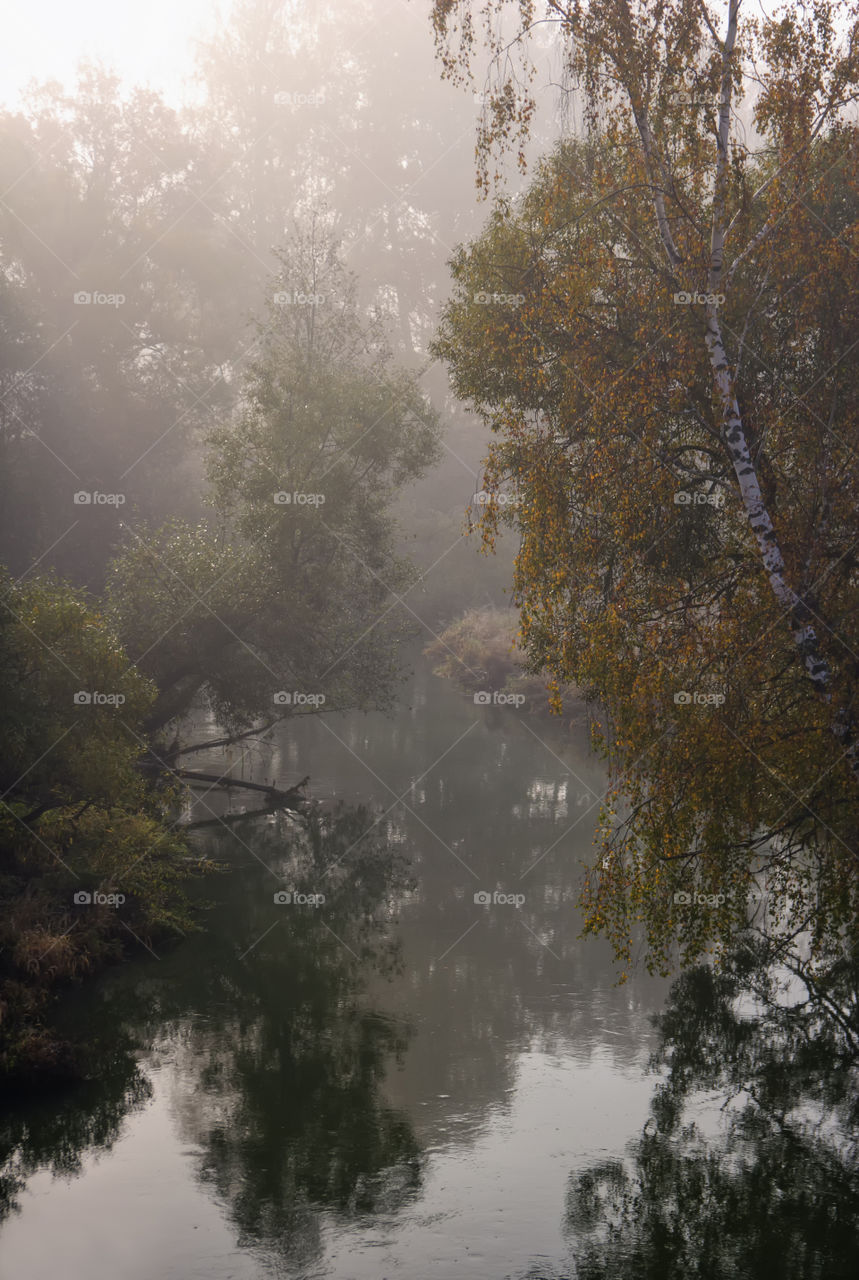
[{"left": 1, "top": 656, "right": 856, "bottom": 1279}]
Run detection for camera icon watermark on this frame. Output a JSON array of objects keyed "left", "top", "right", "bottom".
[
  {"left": 673, "top": 690, "right": 725, "bottom": 707},
  {"left": 274, "top": 91, "right": 325, "bottom": 107},
  {"left": 73, "top": 290, "right": 125, "bottom": 307},
  {"left": 671, "top": 90, "right": 726, "bottom": 106},
  {"left": 74, "top": 690, "right": 126, "bottom": 706},
  {"left": 74, "top": 890, "right": 125, "bottom": 906},
  {"left": 673, "top": 290, "right": 726, "bottom": 306},
  {"left": 674, "top": 889, "right": 725, "bottom": 907},
  {"left": 670, "top": 70, "right": 729, "bottom": 109},
  {"left": 474, "top": 889, "right": 526, "bottom": 908},
  {"left": 272, "top": 290, "right": 326, "bottom": 306},
  {"left": 473, "top": 290, "right": 525, "bottom": 306},
  {"left": 472, "top": 490, "right": 520, "bottom": 507},
  {"left": 674, "top": 490, "right": 725, "bottom": 508}
]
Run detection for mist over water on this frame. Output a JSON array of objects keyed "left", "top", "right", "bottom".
[{"left": 0, "top": 662, "right": 670, "bottom": 1279}]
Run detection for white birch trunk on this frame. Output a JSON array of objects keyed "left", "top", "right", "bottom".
[{"left": 702, "top": 0, "right": 859, "bottom": 778}]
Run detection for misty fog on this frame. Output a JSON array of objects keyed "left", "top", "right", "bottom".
[{"left": 2, "top": 5, "right": 859, "bottom": 1280}]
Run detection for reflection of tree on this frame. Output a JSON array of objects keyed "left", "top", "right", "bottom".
[
  {"left": 154, "top": 805, "right": 424, "bottom": 1268},
  {"left": 0, "top": 1035, "right": 151, "bottom": 1221},
  {"left": 192, "top": 1005, "right": 421, "bottom": 1268},
  {"left": 0, "top": 805, "right": 422, "bottom": 1261},
  {"left": 565, "top": 937, "right": 859, "bottom": 1279}
]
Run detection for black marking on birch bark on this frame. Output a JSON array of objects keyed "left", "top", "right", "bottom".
[{"left": 707, "top": 354, "right": 854, "bottom": 753}]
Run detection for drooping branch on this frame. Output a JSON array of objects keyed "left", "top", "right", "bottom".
[{"left": 142, "top": 673, "right": 207, "bottom": 735}]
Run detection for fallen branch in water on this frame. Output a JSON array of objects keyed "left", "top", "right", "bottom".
[{"left": 175, "top": 769, "right": 311, "bottom": 810}]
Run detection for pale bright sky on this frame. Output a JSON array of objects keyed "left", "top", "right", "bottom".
[
  {"left": 0, "top": 0, "right": 221, "bottom": 108},
  {"left": 0, "top": 1, "right": 824, "bottom": 114}
]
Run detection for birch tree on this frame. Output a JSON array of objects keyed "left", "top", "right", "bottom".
[{"left": 430, "top": 0, "right": 859, "bottom": 971}]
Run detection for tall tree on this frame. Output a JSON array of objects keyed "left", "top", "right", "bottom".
[
  {"left": 196, "top": 0, "right": 505, "bottom": 357},
  {"left": 430, "top": 0, "right": 859, "bottom": 971},
  {"left": 0, "top": 68, "right": 235, "bottom": 587},
  {"left": 108, "top": 225, "right": 442, "bottom": 744}
]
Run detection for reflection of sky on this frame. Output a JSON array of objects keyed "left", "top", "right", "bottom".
[
  {"left": 0, "top": 1065, "right": 264, "bottom": 1280},
  {"left": 0, "top": 661, "right": 673, "bottom": 1278},
  {"left": 0, "top": 1046, "right": 659, "bottom": 1280},
  {"left": 319, "top": 1050, "right": 659, "bottom": 1280}
]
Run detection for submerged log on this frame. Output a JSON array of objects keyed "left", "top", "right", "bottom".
[
  {"left": 182, "top": 805, "right": 308, "bottom": 831},
  {"left": 175, "top": 769, "right": 311, "bottom": 810}
]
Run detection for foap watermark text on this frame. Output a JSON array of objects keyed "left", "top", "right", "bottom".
[
  {"left": 474, "top": 690, "right": 525, "bottom": 707},
  {"left": 273, "top": 691, "right": 326, "bottom": 707},
  {"left": 474, "top": 890, "right": 526, "bottom": 908}
]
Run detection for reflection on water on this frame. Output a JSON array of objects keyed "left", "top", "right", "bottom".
[
  {"left": 1, "top": 661, "right": 857, "bottom": 1278},
  {"left": 566, "top": 938, "right": 859, "bottom": 1279}
]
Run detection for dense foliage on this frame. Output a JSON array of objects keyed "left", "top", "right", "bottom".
[
  {"left": 0, "top": 572, "right": 198, "bottom": 1080},
  {"left": 425, "top": 605, "right": 577, "bottom": 714},
  {"left": 431, "top": 0, "right": 859, "bottom": 972}
]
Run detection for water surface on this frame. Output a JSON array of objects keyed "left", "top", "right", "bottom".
[{"left": 4, "top": 661, "right": 852, "bottom": 1278}]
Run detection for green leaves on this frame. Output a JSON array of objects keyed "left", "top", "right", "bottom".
[
  {"left": 431, "top": 110, "right": 859, "bottom": 971},
  {"left": 0, "top": 569, "right": 199, "bottom": 1081},
  {"left": 0, "top": 569, "right": 155, "bottom": 812}
]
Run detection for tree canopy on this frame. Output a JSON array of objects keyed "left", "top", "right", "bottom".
[
  {"left": 430, "top": 0, "right": 859, "bottom": 972},
  {"left": 107, "top": 225, "right": 442, "bottom": 741}
]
